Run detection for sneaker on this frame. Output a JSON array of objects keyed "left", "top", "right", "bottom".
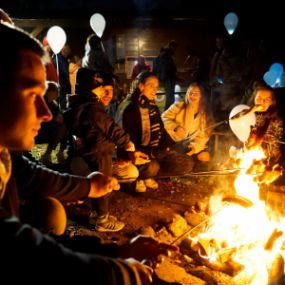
[
  {"left": 112, "top": 160, "right": 139, "bottom": 181},
  {"left": 144, "top": 178, "right": 159, "bottom": 190},
  {"left": 135, "top": 180, "right": 147, "bottom": 193},
  {"left": 95, "top": 214, "right": 125, "bottom": 232}
]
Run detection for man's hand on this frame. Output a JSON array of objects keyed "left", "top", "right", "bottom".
[
  {"left": 125, "top": 258, "right": 153, "bottom": 284},
  {"left": 129, "top": 151, "right": 150, "bottom": 165},
  {"left": 124, "top": 141, "right": 135, "bottom": 152},
  {"left": 87, "top": 172, "right": 120, "bottom": 198},
  {"left": 119, "top": 235, "right": 178, "bottom": 263}
]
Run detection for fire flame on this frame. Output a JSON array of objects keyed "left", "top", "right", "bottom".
[{"left": 189, "top": 146, "right": 285, "bottom": 284}]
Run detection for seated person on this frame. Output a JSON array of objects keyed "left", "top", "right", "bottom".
[
  {"left": 65, "top": 67, "right": 149, "bottom": 231},
  {"left": 227, "top": 84, "right": 283, "bottom": 184},
  {"left": 162, "top": 82, "right": 213, "bottom": 169},
  {"left": 36, "top": 81, "right": 68, "bottom": 164},
  {"left": 122, "top": 71, "right": 195, "bottom": 192},
  {"left": 0, "top": 21, "right": 176, "bottom": 284},
  {"left": 245, "top": 84, "right": 283, "bottom": 164}
]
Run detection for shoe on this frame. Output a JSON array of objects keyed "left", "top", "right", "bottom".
[
  {"left": 89, "top": 211, "right": 118, "bottom": 226},
  {"left": 95, "top": 214, "right": 125, "bottom": 232},
  {"left": 112, "top": 160, "right": 139, "bottom": 181},
  {"left": 144, "top": 178, "right": 159, "bottom": 190},
  {"left": 135, "top": 180, "right": 146, "bottom": 193}
]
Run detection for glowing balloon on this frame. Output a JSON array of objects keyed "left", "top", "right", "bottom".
[
  {"left": 229, "top": 104, "right": 256, "bottom": 142},
  {"left": 46, "top": 26, "right": 66, "bottom": 54},
  {"left": 263, "top": 70, "right": 278, "bottom": 87},
  {"left": 279, "top": 72, "right": 285, "bottom": 88},
  {"left": 224, "top": 12, "right": 239, "bottom": 35},
  {"left": 90, "top": 13, "right": 106, "bottom": 38},
  {"left": 270, "top": 63, "right": 284, "bottom": 77}
]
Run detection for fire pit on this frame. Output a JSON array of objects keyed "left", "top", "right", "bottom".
[{"left": 155, "top": 146, "right": 285, "bottom": 285}]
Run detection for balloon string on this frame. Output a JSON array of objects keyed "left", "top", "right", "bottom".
[{"left": 55, "top": 54, "right": 59, "bottom": 85}]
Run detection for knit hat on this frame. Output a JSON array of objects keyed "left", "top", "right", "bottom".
[{"left": 75, "top": 67, "right": 114, "bottom": 94}]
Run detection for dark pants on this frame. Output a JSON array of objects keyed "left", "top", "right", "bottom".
[
  {"left": 69, "top": 154, "right": 112, "bottom": 217},
  {"left": 36, "top": 121, "right": 68, "bottom": 151},
  {"left": 163, "top": 79, "right": 176, "bottom": 111}
]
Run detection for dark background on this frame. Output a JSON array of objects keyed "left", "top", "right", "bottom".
[{"left": 1, "top": 0, "right": 285, "bottom": 38}]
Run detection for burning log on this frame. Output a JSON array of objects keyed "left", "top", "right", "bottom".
[
  {"left": 222, "top": 195, "right": 253, "bottom": 208},
  {"left": 264, "top": 228, "right": 283, "bottom": 251},
  {"left": 179, "top": 238, "right": 245, "bottom": 277}
]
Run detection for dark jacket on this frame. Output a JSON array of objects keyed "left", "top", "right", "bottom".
[
  {"left": 64, "top": 94, "right": 131, "bottom": 172},
  {"left": 153, "top": 48, "right": 177, "bottom": 83},
  {"left": 122, "top": 94, "right": 174, "bottom": 158},
  {"left": 2, "top": 153, "right": 90, "bottom": 216},
  {"left": 0, "top": 153, "right": 145, "bottom": 284}
]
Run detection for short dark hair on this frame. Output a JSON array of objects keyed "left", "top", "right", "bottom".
[
  {"left": 75, "top": 68, "right": 114, "bottom": 95},
  {"left": 0, "top": 22, "right": 46, "bottom": 92},
  {"left": 46, "top": 81, "right": 59, "bottom": 93}
]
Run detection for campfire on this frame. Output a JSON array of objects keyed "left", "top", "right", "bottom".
[{"left": 185, "top": 146, "right": 285, "bottom": 284}]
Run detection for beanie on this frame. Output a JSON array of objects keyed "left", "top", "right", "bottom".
[{"left": 75, "top": 68, "right": 114, "bottom": 94}]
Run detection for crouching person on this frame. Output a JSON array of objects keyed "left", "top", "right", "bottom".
[{"left": 0, "top": 21, "right": 178, "bottom": 284}]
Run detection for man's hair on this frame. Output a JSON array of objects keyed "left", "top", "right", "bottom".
[
  {"left": 46, "top": 81, "right": 59, "bottom": 93},
  {"left": 0, "top": 22, "right": 46, "bottom": 92}
]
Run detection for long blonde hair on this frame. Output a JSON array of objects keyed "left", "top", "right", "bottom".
[{"left": 184, "top": 83, "right": 213, "bottom": 133}]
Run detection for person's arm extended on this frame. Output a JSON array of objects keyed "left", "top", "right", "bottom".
[
  {"left": 0, "top": 209, "right": 152, "bottom": 284},
  {"left": 12, "top": 153, "right": 119, "bottom": 202},
  {"left": 12, "top": 153, "right": 90, "bottom": 201}
]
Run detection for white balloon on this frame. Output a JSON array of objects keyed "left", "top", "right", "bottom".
[
  {"left": 229, "top": 104, "right": 256, "bottom": 142},
  {"left": 46, "top": 26, "right": 67, "bottom": 54},
  {"left": 224, "top": 12, "right": 239, "bottom": 35},
  {"left": 90, "top": 13, "right": 106, "bottom": 38}
]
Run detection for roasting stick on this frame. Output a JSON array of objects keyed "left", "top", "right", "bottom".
[
  {"left": 116, "top": 168, "right": 264, "bottom": 183},
  {"left": 169, "top": 194, "right": 254, "bottom": 246}
]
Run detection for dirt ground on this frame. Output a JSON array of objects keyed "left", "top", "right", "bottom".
[
  {"left": 64, "top": 177, "right": 217, "bottom": 243},
  {"left": 31, "top": 144, "right": 285, "bottom": 284}
]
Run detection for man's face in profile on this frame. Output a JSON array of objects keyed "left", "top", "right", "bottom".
[{"left": 0, "top": 51, "right": 52, "bottom": 150}]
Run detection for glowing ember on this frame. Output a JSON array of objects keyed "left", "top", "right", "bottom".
[{"left": 189, "top": 146, "right": 285, "bottom": 284}]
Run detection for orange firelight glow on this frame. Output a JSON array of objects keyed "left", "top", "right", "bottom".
[{"left": 189, "top": 147, "right": 285, "bottom": 284}]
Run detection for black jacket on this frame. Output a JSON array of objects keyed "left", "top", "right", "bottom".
[
  {"left": 2, "top": 153, "right": 90, "bottom": 216},
  {"left": 0, "top": 153, "right": 145, "bottom": 284},
  {"left": 65, "top": 94, "right": 130, "bottom": 166}
]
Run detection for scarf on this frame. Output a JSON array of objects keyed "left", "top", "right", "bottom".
[{"left": 138, "top": 95, "right": 162, "bottom": 148}]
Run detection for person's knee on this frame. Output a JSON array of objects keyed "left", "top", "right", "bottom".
[
  {"left": 144, "top": 160, "right": 160, "bottom": 177},
  {"left": 197, "top": 151, "right": 210, "bottom": 162},
  {"left": 22, "top": 197, "right": 67, "bottom": 236}
]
